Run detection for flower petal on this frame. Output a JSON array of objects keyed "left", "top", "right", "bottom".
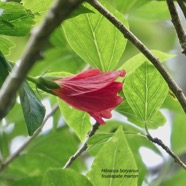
[
  {"left": 51, "top": 69, "right": 126, "bottom": 124},
  {"left": 55, "top": 69, "right": 125, "bottom": 96},
  {"left": 70, "top": 68, "right": 101, "bottom": 80},
  {"left": 53, "top": 82, "right": 123, "bottom": 113}
]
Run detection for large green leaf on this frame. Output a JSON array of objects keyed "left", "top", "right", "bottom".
[
  {"left": 88, "top": 127, "right": 138, "bottom": 186},
  {"left": 0, "top": 52, "right": 16, "bottom": 118},
  {"left": 0, "top": 36, "right": 15, "bottom": 55},
  {"left": 129, "top": 1, "right": 170, "bottom": 21},
  {"left": 87, "top": 120, "right": 163, "bottom": 185},
  {"left": 116, "top": 100, "right": 166, "bottom": 129},
  {"left": 162, "top": 94, "right": 185, "bottom": 114},
  {"left": 0, "top": 51, "right": 9, "bottom": 87},
  {"left": 22, "top": 0, "right": 53, "bottom": 24},
  {"left": 5, "top": 103, "right": 28, "bottom": 139},
  {"left": 160, "top": 170, "right": 186, "bottom": 186},
  {"left": 30, "top": 47, "right": 86, "bottom": 76},
  {"left": 108, "top": 0, "right": 150, "bottom": 14},
  {"left": 63, "top": 1, "right": 128, "bottom": 71},
  {"left": 108, "top": 0, "right": 169, "bottom": 21},
  {"left": 95, "top": 121, "right": 162, "bottom": 156},
  {"left": 12, "top": 176, "right": 42, "bottom": 186},
  {"left": 124, "top": 62, "right": 168, "bottom": 128},
  {"left": 0, "top": 1, "right": 34, "bottom": 36},
  {"left": 1, "top": 127, "right": 84, "bottom": 181},
  {"left": 19, "top": 81, "right": 46, "bottom": 135},
  {"left": 42, "top": 169, "right": 93, "bottom": 186},
  {"left": 22, "top": 0, "right": 92, "bottom": 23},
  {"left": 171, "top": 113, "right": 186, "bottom": 155},
  {"left": 119, "top": 50, "right": 175, "bottom": 76},
  {"left": 22, "top": 0, "right": 52, "bottom": 15},
  {"left": 58, "top": 98, "right": 91, "bottom": 142}
]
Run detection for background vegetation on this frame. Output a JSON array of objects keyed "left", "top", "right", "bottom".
[{"left": 0, "top": 0, "right": 186, "bottom": 185}]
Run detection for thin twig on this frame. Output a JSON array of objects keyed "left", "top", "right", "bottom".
[
  {"left": 0, "top": 104, "right": 59, "bottom": 172},
  {"left": 166, "top": 0, "right": 186, "bottom": 54},
  {"left": 144, "top": 124, "right": 186, "bottom": 170},
  {"left": 0, "top": 0, "right": 84, "bottom": 119},
  {"left": 147, "top": 134, "right": 186, "bottom": 170},
  {"left": 177, "top": 0, "right": 186, "bottom": 19},
  {"left": 87, "top": 0, "right": 186, "bottom": 113},
  {"left": 63, "top": 122, "right": 100, "bottom": 169}
]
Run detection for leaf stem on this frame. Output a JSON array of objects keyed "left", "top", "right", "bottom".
[
  {"left": 63, "top": 122, "right": 100, "bottom": 169},
  {"left": 0, "top": 104, "right": 59, "bottom": 172},
  {"left": 87, "top": 0, "right": 186, "bottom": 113}
]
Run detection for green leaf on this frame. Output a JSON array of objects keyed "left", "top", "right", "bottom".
[
  {"left": 129, "top": 1, "right": 170, "bottom": 21},
  {"left": 69, "top": 5, "right": 94, "bottom": 19},
  {"left": 22, "top": 0, "right": 52, "bottom": 23},
  {"left": 162, "top": 94, "right": 185, "bottom": 114},
  {"left": 120, "top": 50, "right": 175, "bottom": 76},
  {"left": 87, "top": 120, "right": 162, "bottom": 185},
  {"left": 124, "top": 62, "right": 168, "bottom": 128},
  {"left": 88, "top": 127, "right": 138, "bottom": 186},
  {"left": 0, "top": 2, "right": 34, "bottom": 36},
  {"left": 22, "top": 0, "right": 52, "bottom": 15},
  {"left": 42, "top": 169, "right": 93, "bottom": 186},
  {"left": 171, "top": 113, "right": 186, "bottom": 155},
  {"left": 2, "top": 127, "right": 84, "bottom": 181},
  {"left": 19, "top": 81, "right": 46, "bottom": 135},
  {"left": 97, "top": 121, "right": 162, "bottom": 156},
  {"left": 63, "top": 1, "right": 128, "bottom": 71},
  {"left": 0, "top": 36, "right": 15, "bottom": 55},
  {"left": 0, "top": 52, "right": 16, "bottom": 117},
  {"left": 58, "top": 98, "right": 91, "bottom": 142},
  {"left": 116, "top": 100, "right": 166, "bottom": 128},
  {"left": 0, "top": 51, "right": 9, "bottom": 87},
  {"left": 5, "top": 103, "right": 28, "bottom": 138},
  {"left": 160, "top": 170, "right": 186, "bottom": 186},
  {"left": 30, "top": 48, "right": 85, "bottom": 76},
  {"left": 87, "top": 133, "right": 113, "bottom": 153},
  {"left": 22, "top": 0, "right": 91, "bottom": 23},
  {"left": 107, "top": 0, "right": 150, "bottom": 14},
  {"left": 49, "top": 27, "right": 67, "bottom": 48},
  {"left": 12, "top": 176, "right": 42, "bottom": 186}
]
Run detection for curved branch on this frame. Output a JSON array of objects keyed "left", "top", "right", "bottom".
[
  {"left": 87, "top": 0, "right": 186, "bottom": 113},
  {"left": 0, "top": 0, "right": 84, "bottom": 119}
]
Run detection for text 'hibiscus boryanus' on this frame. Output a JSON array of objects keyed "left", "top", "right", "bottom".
[{"left": 50, "top": 69, "right": 126, "bottom": 124}]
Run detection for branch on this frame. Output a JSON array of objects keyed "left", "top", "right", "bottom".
[
  {"left": 0, "top": 0, "right": 84, "bottom": 119},
  {"left": 166, "top": 0, "right": 186, "bottom": 55},
  {"left": 0, "top": 104, "right": 59, "bottom": 172},
  {"left": 87, "top": 0, "right": 186, "bottom": 113},
  {"left": 147, "top": 134, "right": 186, "bottom": 170},
  {"left": 177, "top": 0, "right": 186, "bottom": 19},
  {"left": 63, "top": 122, "right": 100, "bottom": 169}
]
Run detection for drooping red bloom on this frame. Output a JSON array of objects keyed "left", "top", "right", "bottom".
[{"left": 52, "top": 69, "right": 126, "bottom": 124}]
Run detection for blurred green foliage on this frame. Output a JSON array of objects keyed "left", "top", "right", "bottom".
[{"left": 0, "top": 0, "right": 186, "bottom": 186}]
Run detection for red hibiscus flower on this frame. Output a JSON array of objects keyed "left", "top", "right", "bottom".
[{"left": 52, "top": 69, "right": 126, "bottom": 124}]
